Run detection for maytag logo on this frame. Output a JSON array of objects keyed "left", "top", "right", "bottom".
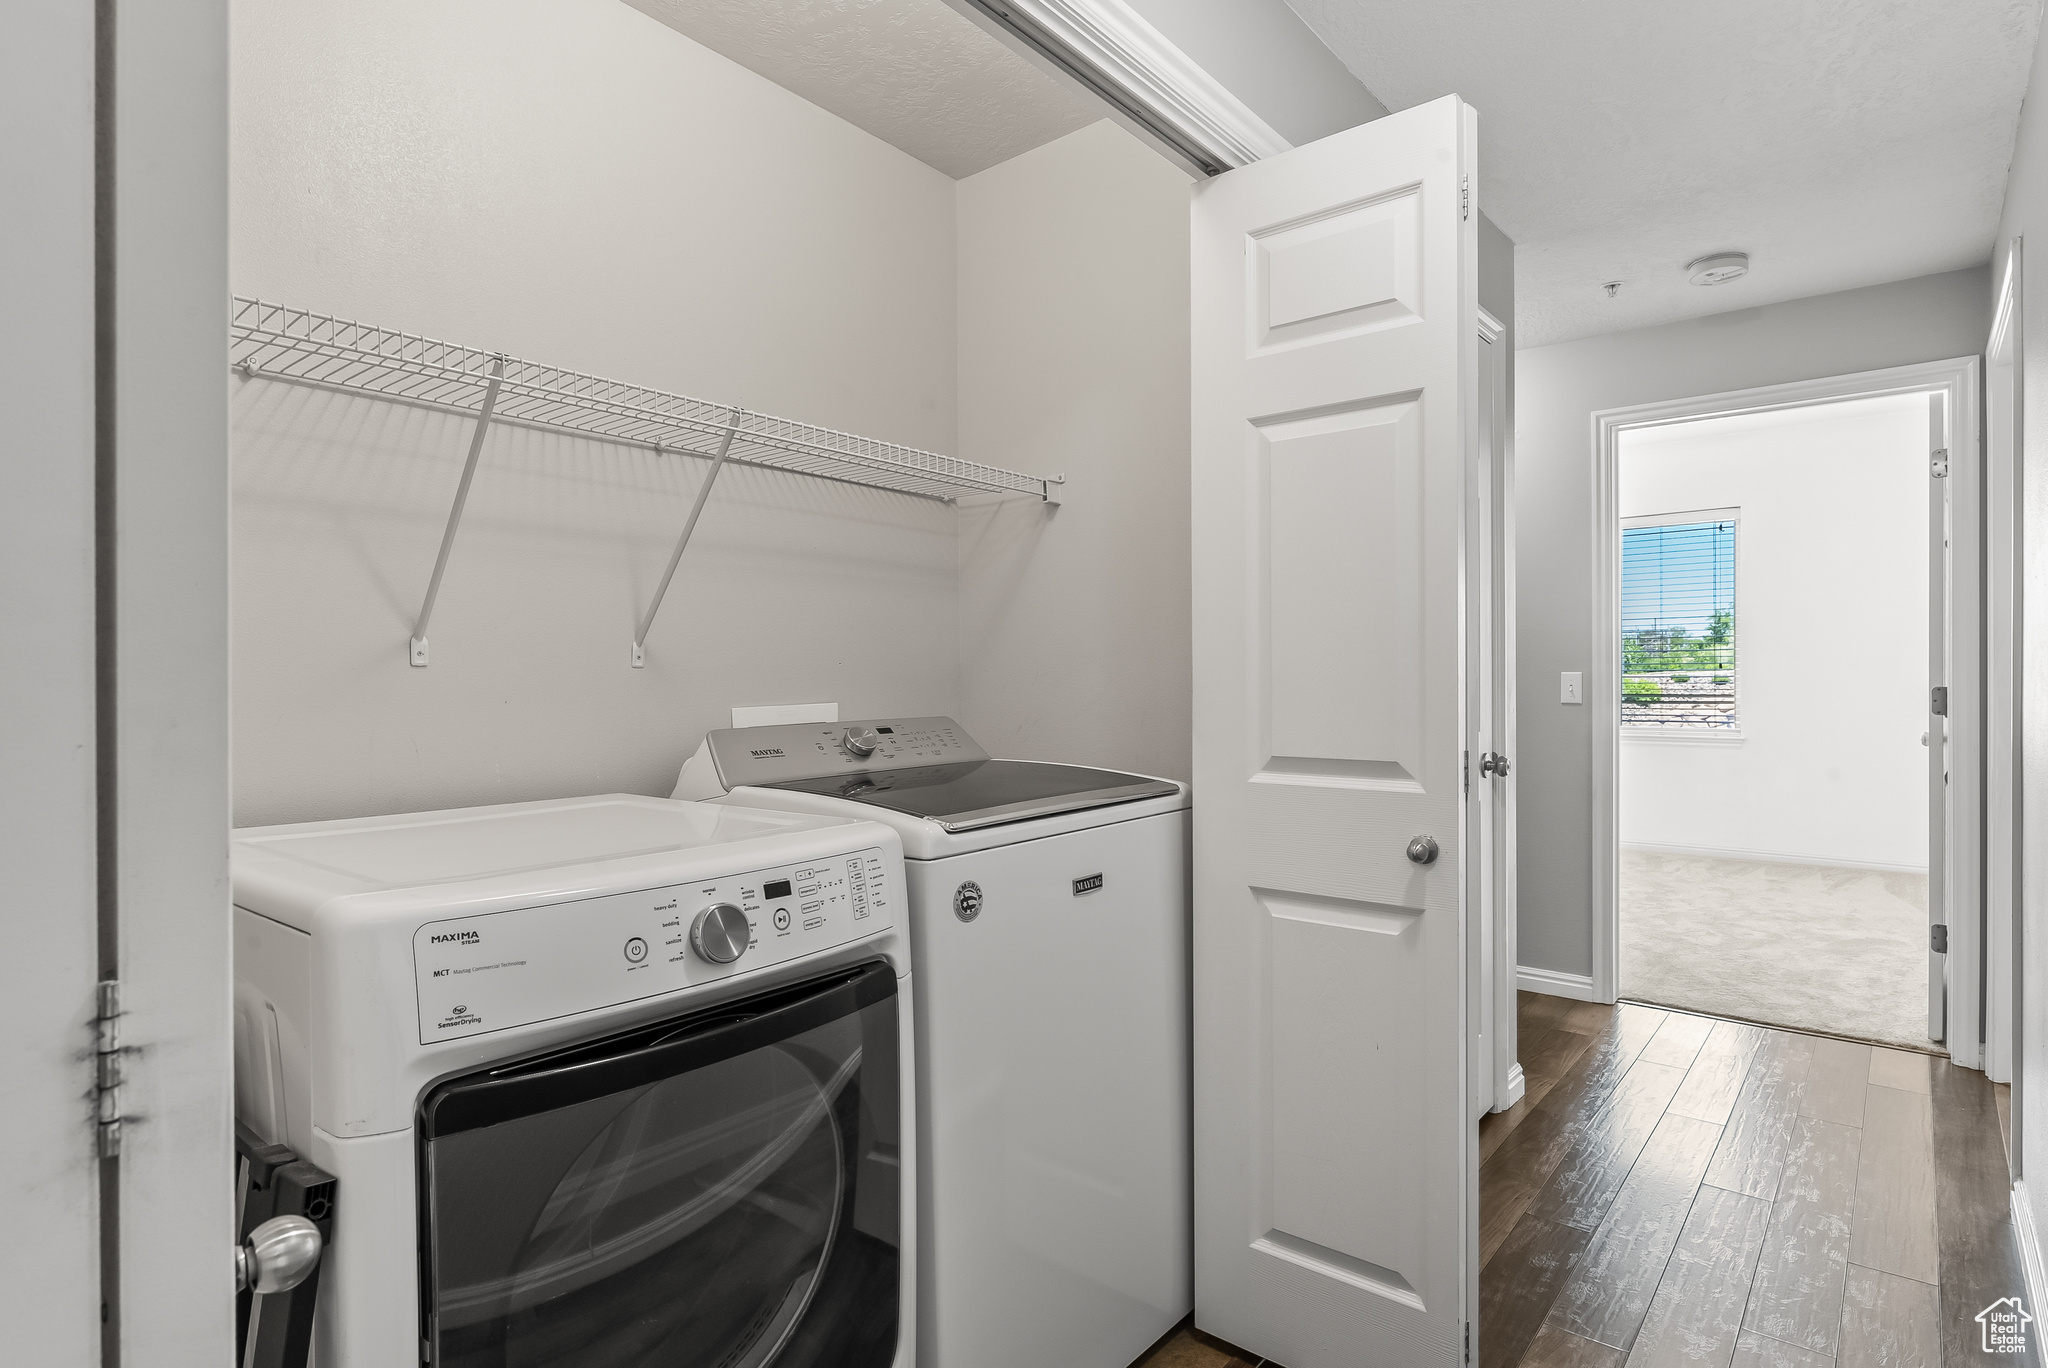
[
  {"left": 1073, "top": 873, "right": 1104, "bottom": 896},
  {"left": 750, "top": 748, "right": 786, "bottom": 758},
  {"left": 430, "top": 930, "right": 481, "bottom": 945}
]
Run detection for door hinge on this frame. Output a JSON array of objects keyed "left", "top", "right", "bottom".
[
  {"left": 95, "top": 979, "right": 123, "bottom": 1158},
  {"left": 1465, "top": 1321, "right": 1472, "bottom": 1363},
  {"left": 1931, "top": 685, "right": 1949, "bottom": 717},
  {"left": 1932, "top": 923, "right": 1949, "bottom": 954},
  {"left": 1931, "top": 448, "right": 1950, "bottom": 478},
  {"left": 1463, "top": 749, "right": 1470, "bottom": 795},
  {"left": 1460, "top": 175, "right": 1471, "bottom": 222}
]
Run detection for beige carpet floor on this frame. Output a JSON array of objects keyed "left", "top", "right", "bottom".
[{"left": 1619, "top": 849, "right": 1936, "bottom": 1050}]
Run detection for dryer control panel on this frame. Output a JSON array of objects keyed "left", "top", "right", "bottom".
[
  {"left": 410, "top": 845, "right": 893, "bottom": 1044},
  {"left": 709, "top": 715, "right": 989, "bottom": 787}
]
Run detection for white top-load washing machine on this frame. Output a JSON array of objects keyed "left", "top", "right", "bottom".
[
  {"left": 674, "top": 718, "right": 1191, "bottom": 1368},
  {"left": 232, "top": 794, "right": 915, "bottom": 1368}
]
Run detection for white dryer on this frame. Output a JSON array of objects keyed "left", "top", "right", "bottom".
[
  {"left": 232, "top": 794, "right": 914, "bottom": 1368},
  {"left": 674, "top": 718, "right": 1191, "bottom": 1368}
]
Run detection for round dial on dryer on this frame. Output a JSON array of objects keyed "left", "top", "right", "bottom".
[
  {"left": 691, "top": 903, "right": 751, "bottom": 964},
  {"left": 840, "top": 726, "right": 882, "bottom": 757}
]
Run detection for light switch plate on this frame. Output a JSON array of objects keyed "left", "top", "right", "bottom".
[
  {"left": 1560, "top": 672, "right": 1583, "bottom": 705},
  {"left": 732, "top": 702, "right": 838, "bottom": 728}
]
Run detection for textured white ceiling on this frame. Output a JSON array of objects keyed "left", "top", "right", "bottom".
[
  {"left": 1285, "top": 0, "right": 2042, "bottom": 345},
  {"left": 621, "top": 0, "right": 1102, "bottom": 178}
]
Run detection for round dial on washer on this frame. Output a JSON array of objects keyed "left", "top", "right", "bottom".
[
  {"left": 691, "top": 903, "right": 750, "bottom": 964},
  {"left": 840, "top": 726, "right": 881, "bottom": 757}
]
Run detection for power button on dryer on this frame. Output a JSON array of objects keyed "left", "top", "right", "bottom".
[{"left": 623, "top": 937, "right": 648, "bottom": 964}]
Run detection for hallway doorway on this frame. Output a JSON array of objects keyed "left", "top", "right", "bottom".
[
  {"left": 1588, "top": 359, "right": 1985, "bottom": 1060},
  {"left": 1615, "top": 394, "right": 1932, "bottom": 1047}
]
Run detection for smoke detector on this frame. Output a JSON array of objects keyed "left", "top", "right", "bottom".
[{"left": 1686, "top": 252, "right": 1749, "bottom": 286}]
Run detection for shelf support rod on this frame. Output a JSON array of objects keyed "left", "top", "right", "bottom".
[
  {"left": 409, "top": 355, "right": 506, "bottom": 667},
  {"left": 632, "top": 409, "right": 742, "bottom": 669}
]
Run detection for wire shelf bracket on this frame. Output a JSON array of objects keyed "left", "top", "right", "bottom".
[
  {"left": 407, "top": 355, "right": 506, "bottom": 667},
  {"left": 229, "top": 298, "right": 1064, "bottom": 667},
  {"left": 633, "top": 410, "right": 741, "bottom": 669}
]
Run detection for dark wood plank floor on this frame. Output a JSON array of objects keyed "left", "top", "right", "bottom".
[
  {"left": 1484, "top": 993, "right": 2036, "bottom": 1368},
  {"left": 1134, "top": 1321, "right": 1268, "bottom": 1368}
]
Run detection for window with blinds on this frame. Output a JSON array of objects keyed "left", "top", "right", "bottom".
[{"left": 1621, "top": 514, "right": 1738, "bottom": 729}]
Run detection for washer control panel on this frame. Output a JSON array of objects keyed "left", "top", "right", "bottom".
[
  {"left": 411, "top": 845, "right": 893, "bottom": 1043},
  {"left": 709, "top": 715, "right": 988, "bottom": 788}
]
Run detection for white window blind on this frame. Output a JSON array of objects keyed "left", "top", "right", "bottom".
[{"left": 1622, "top": 514, "right": 1738, "bottom": 729}]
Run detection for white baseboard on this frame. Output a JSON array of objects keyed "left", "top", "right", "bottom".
[
  {"left": 1518, "top": 965, "right": 1600, "bottom": 1002},
  {"left": 1500, "top": 1063, "right": 1527, "bottom": 1110},
  {"left": 1621, "top": 841, "right": 1929, "bottom": 876},
  {"left": 2015, "top": 1180, "right": 2048, "bottom": 1319}
]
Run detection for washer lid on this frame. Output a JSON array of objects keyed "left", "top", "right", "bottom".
[
  {"left": 231, "top": 795, "right": 864, "bottom": 930},
  {"left": 759, "top": 759, "right": 1180, "bottom": 832}
]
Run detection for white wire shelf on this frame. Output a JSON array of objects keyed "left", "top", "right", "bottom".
[
  {"left": 229, "top": 298, "right": 1060, "bottom": 503},
  {"left": 231, "top": 297, "right": 1061, "bottom": 669}
]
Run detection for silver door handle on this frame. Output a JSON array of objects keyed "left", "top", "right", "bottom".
[
  {"left": 1406, "top": 836, "right": 1439, "bottom": 865},
  {"left": 235, "top": 1215, "right": 323, "bottom": 1295},
  {"left": 1480, "top": 752, "right": 1510, "bottom": 777}
]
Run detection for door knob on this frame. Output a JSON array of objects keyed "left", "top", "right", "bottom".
[
  {"left": 1406, "top": 836, "right": 1439, "bottom": 865},
  {"left": 235, "top": 1214, "right": 323, "bottom": 1295},
  {"left": 1481, "top": 752, "right": 1510, "bottom": 777}
]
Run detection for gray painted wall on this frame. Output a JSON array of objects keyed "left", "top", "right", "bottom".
[
  {"left": 231, "top": 0, "right": 963, "bottom": 825},
  {"left": 1515, "top": 267, "right": 1990, "bottom": 977},
  {"left": 230, "top": 0, "right": 1223, "bottom": 827},
  {"left": 955, "top": 121, "right": 1197, "bottom": 782}
]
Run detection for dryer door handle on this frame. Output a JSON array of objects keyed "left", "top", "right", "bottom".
[{"left": 418, "top": 960, "right": 898, "bottom": 1137}]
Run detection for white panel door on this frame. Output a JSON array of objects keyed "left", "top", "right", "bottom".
[
  {"left": 1, "top": 0, "right": 104, "bottom": 1358},
  {"left": 1986, "top": 265, "right": 2021, "bottom": 1083},
  {"left": 1474, "top": 314, "right": 1521, "bottom": 1115},
  {"left": 1929, "top": 381, "right": 1987, "bottom": 1066},
  {"left": 1930, "top": 393, "right": 1950, "bottom": 1045},
  {"left": 1191, "top": 95, "right": 1478, "bottom": 1367}
]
